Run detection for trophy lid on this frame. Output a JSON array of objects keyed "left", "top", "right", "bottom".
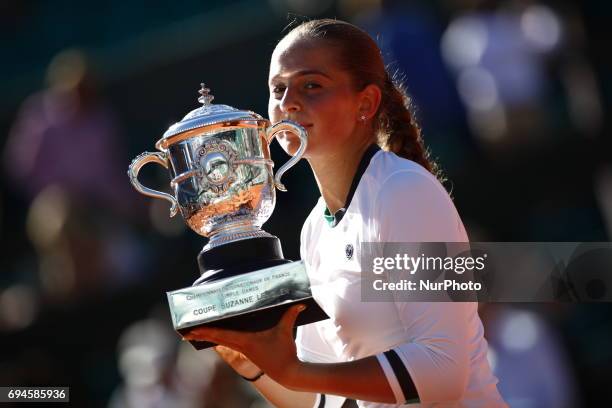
[{"left": 156, "top": 83, "right": 264, "bottom": 150}]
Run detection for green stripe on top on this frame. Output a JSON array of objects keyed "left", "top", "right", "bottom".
[
  {"left": 323, "top": 207, "right": 336, "bottom": 227},
  {"left": 320, "top": 144, "right": 380, "bottom": 229}
]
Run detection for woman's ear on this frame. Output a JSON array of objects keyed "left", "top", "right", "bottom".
[{"left": 357, "top": 84, "right": 383, "bottom": 120}]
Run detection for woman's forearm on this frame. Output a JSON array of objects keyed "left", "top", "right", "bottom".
[
  {"left": 283, "top": 356, "right": 397, "bottom": 404},
  {"left": 252, "top": 374, "right": 317, "bottom": 408}
]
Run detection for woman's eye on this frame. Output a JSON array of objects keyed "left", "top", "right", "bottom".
[
  {"left": 304, "top": 82, "right": 321, "bottom": 90},
  {"left": 271, "top": 85, "right": 285, "bottom": 95}
]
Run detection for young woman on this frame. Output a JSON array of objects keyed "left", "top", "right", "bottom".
[{"left": 184, "top": 19, "right": 508, "bottom": 408}]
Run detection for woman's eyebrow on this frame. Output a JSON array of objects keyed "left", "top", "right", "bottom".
[{"left": 270, "top": 69, "right": 332, "bottom": 83}]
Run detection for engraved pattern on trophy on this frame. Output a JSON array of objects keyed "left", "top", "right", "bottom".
[
  {"left": 198, "top": 140, "right": 237, "bottom": 193},
  {"left": 175, "top": 131, "right": 275, "bottom": 244}
]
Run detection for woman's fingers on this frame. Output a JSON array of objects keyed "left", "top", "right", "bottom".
[
  {"left": 279, "top": 303, "right": 307, "bottom": 333},
  {"left": 214, "top": 345, "right": 242, "bottom": 362},
  {"left": 183, "top": 326, "right": 244, "bottom": 349},
  {"left": 213, "top": 345, "right": 232, "bottom": 358},
  {"left": 214, "top": 345, "right": 245, "bottom": 360},
  {"left": 214, "top": 345, "right": 231, "bottom": 354},
  {"left": 183, "top": 304, "right": 306, "bottom": 354}
]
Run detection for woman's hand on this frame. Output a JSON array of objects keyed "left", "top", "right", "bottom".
[
  {"left": 182, "top": 304, "right": 306, "bottom": 386},
  {"left": 213, "top": 345, "right": 262, "bottom": 379}
]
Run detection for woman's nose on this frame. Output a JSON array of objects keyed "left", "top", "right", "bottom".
[{"left": 279, "top": 88, "right": 301, "bottom": 113}]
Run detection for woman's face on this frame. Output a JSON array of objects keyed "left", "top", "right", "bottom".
[{"left": 268, "top": 38, "right": 365, "bottom": 159}]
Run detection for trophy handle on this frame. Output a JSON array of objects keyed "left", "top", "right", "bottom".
[
  {"left": 265, "top": 120, "right": 308, "bottom": 192},
  {"left": 128, "top": 152, "right": 179, "bottom": 217}
]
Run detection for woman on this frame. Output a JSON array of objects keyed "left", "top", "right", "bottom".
[{"left": 184, "top": 19, "right": 507, "bottom": 408}]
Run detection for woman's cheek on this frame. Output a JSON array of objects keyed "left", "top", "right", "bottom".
[
  {"left": 268, "top": 101, "right": 280, "bottom": 123},
  {"left": 276, "top": 131, "right": 302, "bottom": 156}
]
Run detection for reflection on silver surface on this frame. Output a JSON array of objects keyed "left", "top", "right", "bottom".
[{"left": 127, "top": 84, "right": 307, "bottom": 249}]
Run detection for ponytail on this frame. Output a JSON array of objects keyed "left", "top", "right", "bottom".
[{"left": 377, "top": 75, "right": 445, "bottom": 184}]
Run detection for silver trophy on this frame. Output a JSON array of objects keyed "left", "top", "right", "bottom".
[{"left": 128, "top": 84, "right": 327, "bottom": 348}]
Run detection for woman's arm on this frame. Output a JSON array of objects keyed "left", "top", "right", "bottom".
[
  {"left": 233, "top": 306, "right": 469, "bottom": 405},
  {"left": 184, "top": 170, "right": 473, "bottom": 404},
  {"left": 213, "top": 345, "right": 316, "bottom": 408},
  {"left": 187, "top": 302, "right": 471, "bottom": 405},
  {"left": 283, "top": 355, "right": 398, "bottom": 404},
  {"left": 252, "top": 374, "right": 317, "bottom": 408},
  {"left": 184, "top": 306, "right": 403, "bottom": 404}
]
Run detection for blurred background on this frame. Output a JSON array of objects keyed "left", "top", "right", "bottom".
[{"left": 1, "top": 0, "right": 611, "bottom": 407}]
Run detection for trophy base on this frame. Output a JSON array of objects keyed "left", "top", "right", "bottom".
[
  {"left": 166, "top": 237, "right": 328, "bottom": 350},
  {"left": 178, "top": 296, "right": 328, "bottom": 350},
  {"left": 196, "top": 236, "right": 288, "bottom": 282}
]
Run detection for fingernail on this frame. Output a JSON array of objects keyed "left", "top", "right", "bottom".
[{"left": 298, "top": 305, "right": 306, "bottom": 311}]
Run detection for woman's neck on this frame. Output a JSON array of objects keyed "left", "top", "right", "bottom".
[{"left": 307, "top": 138, "right": 373, "bottom": 214}]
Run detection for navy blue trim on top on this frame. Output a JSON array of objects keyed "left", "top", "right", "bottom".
[
  {"left": 383, "top": 350, "right": 420, "bottom": 403},
  {"left": 324, "top": 144, "right": 381, "bottom": 227},
  {"left": 340, "top": 398, "right": 359, "bottom": 407}
]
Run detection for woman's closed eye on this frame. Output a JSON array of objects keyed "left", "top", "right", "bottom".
[
  {"left": 270, "top": 81, "right": 322, "bottom": 98},
  {"left": 271, "top": 85, "right": 286, "bottom": 97}
]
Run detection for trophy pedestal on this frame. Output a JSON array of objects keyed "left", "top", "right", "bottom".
[
  {"left": 167, "top": 237, "right": 329, "bottom": 350},
  {"left": 196, "top": 236, "right": 290, "bottom": 283}
]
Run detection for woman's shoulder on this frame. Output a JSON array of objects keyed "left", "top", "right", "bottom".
[
  {"left": 360, "top": 151, "right": 451, "bottom": 211},
  {"left": 305, "top": 196, "right": 326, "bottom": 223},
  {"left": 300, "top": 197, "right": 326, "bottom": 237},
  {"left": 367, "top": 150, "right": 442, "bottom": 190},
  {"left": 363, "top": 151, "right": 468, "bottom": 242}
]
